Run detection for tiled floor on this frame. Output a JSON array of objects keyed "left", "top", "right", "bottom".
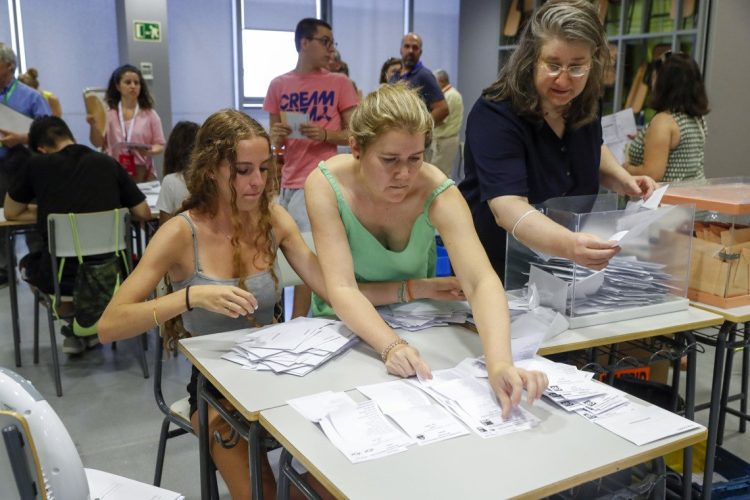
[{"left": 1, "top": 245, "right": 749, "bottom": 499}]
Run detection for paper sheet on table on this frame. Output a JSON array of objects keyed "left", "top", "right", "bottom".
[
  {"left": 357, "top": 380, "right": 469, "bottom": 445},
  {"left": 602, "top": 108, "right": 637, "bottom": 164},
  {"left": 288, "top": 391, "right": 357, "bottom": 422},
  {"left": 137, "top": 180, "right": 161, "bottom": 209},
  {"left": 0, "top": 103, "right": 33, "bottom": 135},
  {"left": 592, "top": 403, "right": 702, "bottom": 446},
  {"left": 281, "top": 111, "right": 308, "bottom": 139},
  {"left": 511, "top": 307, "right": 569, "bottom": 341}
]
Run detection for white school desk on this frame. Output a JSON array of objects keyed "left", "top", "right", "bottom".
[
  {"left": 688, "top": 302, "right": 750, "bottom": 496},
  {"left": 179, "top": 306, "right": 723, "bottom": 500},
  {"left": 261, "top": 390, "right": 707, "bottom": 500}
]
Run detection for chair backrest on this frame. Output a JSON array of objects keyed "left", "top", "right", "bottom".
[
  {"left": 0, "top": 411, "right": 46, "bottom": 500},
  {"left": 277, "top": 232, "right": 316, "bottom": 288},
  {"left": 47, "top": 209, "right": 132, "bottom": 259}
]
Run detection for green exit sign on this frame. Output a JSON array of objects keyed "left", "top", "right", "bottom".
[{"left": 134, "top": 21, "right": 161, "bottom": 42}]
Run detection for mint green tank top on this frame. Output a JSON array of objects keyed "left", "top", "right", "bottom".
[{"left": 312, "top": 161, "right": 454, "bottom": 317}]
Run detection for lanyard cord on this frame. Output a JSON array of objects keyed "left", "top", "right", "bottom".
[
  {"left": 2, "top": 79, "right": 18, "bottom": 104},
  {"left": 117, "top": 100, "right": 139, "bottom": 143}
]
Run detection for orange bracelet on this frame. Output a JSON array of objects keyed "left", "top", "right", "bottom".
[{"left": 406, "top": 279, "right": 415, "bottom": 302}]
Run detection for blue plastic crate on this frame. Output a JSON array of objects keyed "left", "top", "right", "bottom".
[
  {"left": 435, "top": 245, "right": 451, "bottom": 277},
  {"left": 695, "top": 447, "right": 750, "bottom": 499}
]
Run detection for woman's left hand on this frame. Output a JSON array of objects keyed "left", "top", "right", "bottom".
[
  {"left": 413, "top": 277, "right": 465, "bottom": 301},
  {"left": 486, "top": 362, "right": 549, "bottom": 418},
  {"left": 623, "top": 175, "right": 657, "bottom": 199},
  {"left": 299, "top": 123, "right": 327, "bottom": 142}
]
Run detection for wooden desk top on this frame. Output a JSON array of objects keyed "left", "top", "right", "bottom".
[{"left": 690, "top": 302, "right": 750, "bottom": 324}]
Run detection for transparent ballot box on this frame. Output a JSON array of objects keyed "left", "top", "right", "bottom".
[
  {"left": 505, "top": 193, "right": 694, "bottom": 328},
  {"left": 661, "top": 177, "right": 750, "bottom": 308}
]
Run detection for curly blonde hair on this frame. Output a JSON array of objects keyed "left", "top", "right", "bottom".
[
  {"left": 349, "top": 82, "right": 433, "bottom": 151},
  {"left": 164, "top": 109, "right": 279, "bottom": 351}
]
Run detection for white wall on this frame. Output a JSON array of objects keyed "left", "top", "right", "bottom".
[{"left": 703, "top": 0, "right": 750, "bottom": 178}]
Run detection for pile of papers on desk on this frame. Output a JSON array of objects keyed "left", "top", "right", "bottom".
[
  {"left": 288, "top": 366, "right": 540, "bottom": 463},
  {"left": 376, "top": 299, "right": 472, "bottom": 331},
  {"left": 515, "top": 356, "right": 702, "bottom": 446},
  {"left": 222, "top": 318, "right": 358, "bottom": 376},
  {"left": 137, "top": 180, "right": 161, "bottom": 210}
]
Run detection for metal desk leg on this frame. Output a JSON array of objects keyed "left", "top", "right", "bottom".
[
  {"left": 248, "top": 422, "right": 264, "bottom": 500},
  {"left": 276, "top": 447, "right": 321, "bottom": 500},
  {"left": 682, "top": 330, "right": 697, "bottom": 500},
  {"left": 7, "top": 228, "right": 21, "bottom": 367},
  {"left": 703, "top": 320, "right": 732, "bottom": 499},
  {"left": 197, "top": 374, "right": 212, "bottom": 500},
  {"left": 718, "top": 323, "right": 738, "bottom": 446}
]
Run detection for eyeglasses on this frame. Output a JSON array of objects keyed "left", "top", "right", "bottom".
[
  {"left": 538, "top": 61, "right": 591, "bottom": 79},
  {"left": 309, "top": 36, "right": 337, "bottom": 49}
]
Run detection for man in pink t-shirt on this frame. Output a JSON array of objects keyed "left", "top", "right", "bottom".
[{"left": 264, "top": 18, "right": 358, "bottom": 317}]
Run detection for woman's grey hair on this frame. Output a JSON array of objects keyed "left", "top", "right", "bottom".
[
  {"left": 483, "top": 0, "right": 608, "bottom": 129},
  {"left": 0, "top": 43, "right": 17, "bottom": 70}
]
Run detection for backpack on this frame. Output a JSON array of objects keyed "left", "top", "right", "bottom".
[{"left": 56, "top": 210, "right": 130, "bottom": 337}]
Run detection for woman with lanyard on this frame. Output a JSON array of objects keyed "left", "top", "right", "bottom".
[{"left": 87, "top": 64, "right": 165, "bottom": 182}]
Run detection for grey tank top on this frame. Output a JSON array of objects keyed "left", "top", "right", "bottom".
[{"left": 171, "top": 213, "right": 280, "bottom": 335}]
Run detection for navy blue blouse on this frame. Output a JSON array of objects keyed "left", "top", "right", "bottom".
[{"left": 459, "top": 98, "right": 602, "bottom": 278}]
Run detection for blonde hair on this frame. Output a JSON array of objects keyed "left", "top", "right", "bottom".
[
  {"left": 164, "top": 109, "right": 279, "bottom": 351},
  {"left": 19, "top": 68, "right": 40, "bottom": 89},
  {"left": 350, "top": 82, "right": 433, "bottom": 151}
]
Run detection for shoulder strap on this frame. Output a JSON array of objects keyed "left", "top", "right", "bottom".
[
  {"left": 318, "top": 161, "right": 347, "bottom": 212},
  {"left": 177, "top": 212, "right": 202, "bottom": 272},
  {"left": 423, "top": 179, "right": 455, "bottom": 213}
]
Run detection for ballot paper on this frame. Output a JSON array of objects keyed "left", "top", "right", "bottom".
[
  {"left": 625, "top": 184, "right": 669, "bottom": 212},
  {"left": 602, "top": 108, "right": 637, "bottom": 164},
  {"left": 528, "top": 255, "right": 674, "bottom": 317},
  {"left": 377, "top": 300, "right": 472, "bottom": 331},
  {"left": 357, "top": 380, "right": 469, "bottom": 445},
  {"left": 288, "top": 391, "right": 357, "bottom": 422},
  {"left": 281, "top": 111, "right": 308, "bottom": 139},
  {"left": 319, "top": 400, "right": 414, "bottom": 463},
  {"left": 222, "top": 318, "right": 358, "bottom": 376},
  {"left": 591, "top": 402, "right": 702, "bottom": 446},
  {"left": 137, "top": 180, "right": 161, "bottom": 210},
  {"left": 411, "top": 370, "right": 540, "bottom": 438},
  {"left": 86, "top": 468, "right": 184, "bottom": 500}
]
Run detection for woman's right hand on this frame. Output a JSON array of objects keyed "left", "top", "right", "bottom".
[
  {"left": 385, "top": 344, "right": 433, "bottom": 380},
  {"left": 190, "top": 285, "right": 258, "bottom": 318},
  {"left": 270, "top": 122, "right": 292, "bottom": 146},
  {"left": 567, "top": 232, "right": 620, "bottom": 270},
  {"left": 413, "top": 277, "right": 465, "bottom": 301}
]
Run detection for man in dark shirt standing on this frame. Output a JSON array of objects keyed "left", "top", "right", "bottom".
[
  {"left": 4, "top": 116, "right": 150, "bottom": 353},
  {"left": 390, "top": 33, "right": 449, "bottom": 127}
]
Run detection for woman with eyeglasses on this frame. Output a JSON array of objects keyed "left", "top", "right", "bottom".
[
  {"left": 624, "top": 52, "right": 709, "bottom": 182},
  {"left": 460, "top": 0, "right": 656, "bottom": 279}
]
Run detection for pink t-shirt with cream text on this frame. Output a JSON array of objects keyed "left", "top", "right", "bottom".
[{"left": 264, "top": 69, "right": 358, "bottom": 188}]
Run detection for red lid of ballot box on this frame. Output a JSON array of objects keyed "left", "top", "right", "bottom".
[{"left": 662, "top": 177, "right": 750, "bottom": 215}]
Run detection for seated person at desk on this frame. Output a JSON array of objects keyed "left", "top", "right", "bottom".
[
  {"left": 156, "top": 120, "right": 199, "bottom": 224},
  {"left": 624, "top": 52, "right": 709, "bottom": 182},
  {"left": 305, "top": 83, "right": 549, "bottom": 416},
  {"left": 459, "top": 0, "right": 656, "bottom": 278},
  {"left": 98, "top": 109, "right": 459, "bottom": 499},
  {"left": 3, "top": 115, "right": 150, "bottom": 353}
]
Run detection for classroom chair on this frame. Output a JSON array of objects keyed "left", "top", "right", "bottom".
[{"left": 30, "top": 209, "right": 149, "bottom": 397}]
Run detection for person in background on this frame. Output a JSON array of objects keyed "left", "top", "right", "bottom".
[
  {"left": 389, "top": 33, "right": 448, "bottom": 127},
  {"left": 459, "top": 0, "right": 656, "bottom": 279},
  {"left": 0, "top": 42, "right": 51, "bottom": 287},
  {"left": 430, "top": 69, "right": 464, "bottom": 178},
  {"left": 156, "top": 121, "right": 199, "bottom": 225},
  {"left": 18, "top": 68, "right": 62, "bottom": 117},
  {"left": 264, "top": 18, "right": 359, "bottom": 318},
  {"left": 306, "top": 83, "right": 548, "bottom": 417},
  {"left": 87, "top": 64, "right": 165, "bottom": 182},
  {"left": 329, "top": 48, "right": 362, "bottom": 99},
  {"left": 4, "top": 116, "right": 150, "bottom": 354},
  {"left": 379, "top": 57, "right": 401, "bottom": 85},
  {"left": 625, "top": 52, "right": 709, "bottom": 182}
]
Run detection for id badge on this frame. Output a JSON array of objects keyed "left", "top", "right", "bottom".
[{"left": 118, "top": 151, "right": 136, "bottom": 176}]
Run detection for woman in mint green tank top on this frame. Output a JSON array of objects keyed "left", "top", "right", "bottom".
[
  {"left": 625, "top": 52, "right": 709, "bottom": 182},
  {"left": 306, "top": 83, "right": 549, "bottom": 417}
]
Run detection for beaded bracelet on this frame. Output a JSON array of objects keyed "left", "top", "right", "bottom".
[
  {"left": 381, "top": 338, "right": 409, "bottom": 362},
  {"left": 398, "top": 281, "right": 408, "bottom": 303}
]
